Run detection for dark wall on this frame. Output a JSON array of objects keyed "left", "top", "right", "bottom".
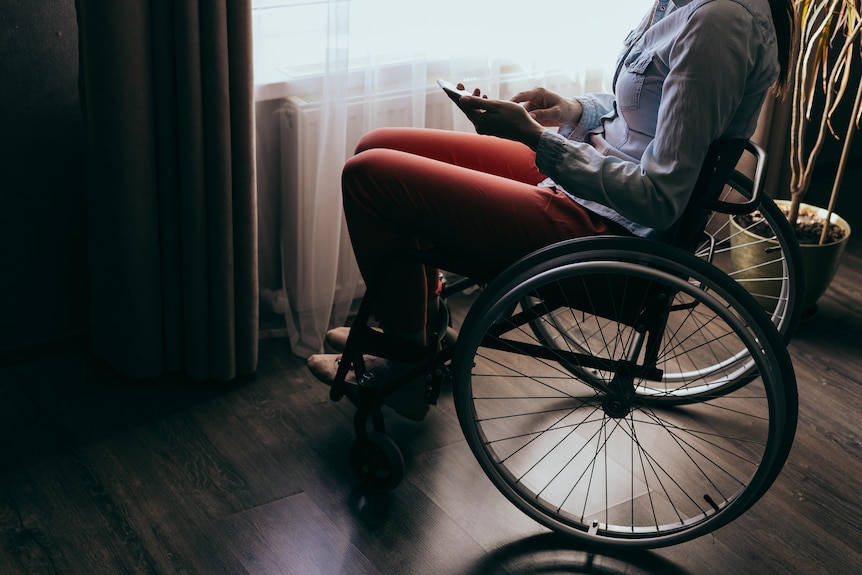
[{"left": 0, "top": 0, "right": 88, "bottom": 352}]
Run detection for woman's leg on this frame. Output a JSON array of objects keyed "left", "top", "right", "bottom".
[
  {"left": 342, "top": 134, "right": 629, "bottom": 338},
  {"left": 355, "top": 127, "right": 545, "bottom": 184},
  {"left": 348, "top": 127, "right": 549, "bottom": 340}
]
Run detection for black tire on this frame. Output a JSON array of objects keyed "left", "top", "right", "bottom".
[
  {"left": 452, "top": 237, "right": 797, "bottom": 549},
  {"left": 349, "top": 431, "right": 405, "bottom": 492}
]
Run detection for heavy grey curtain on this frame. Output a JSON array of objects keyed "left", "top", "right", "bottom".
[{"left": 77, "top": 1, "right": 257, "bottom": 381}]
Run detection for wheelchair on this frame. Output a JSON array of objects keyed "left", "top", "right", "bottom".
[{"left": 326, "top": 139, "right": 800, "bottom": 550}]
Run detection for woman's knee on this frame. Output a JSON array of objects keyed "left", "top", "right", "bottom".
[
  {"left": 342, "top": 147, "right": 394, "bottom": 203},
  {"left": 343, "top": 147, "right": 387, "bottom": 179},
  {"left": 354, "top": 127, "right": 402, "bottom": 155}
]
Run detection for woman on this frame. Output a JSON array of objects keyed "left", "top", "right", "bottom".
[{"left": 308, "top": 0, "right": 794, "bottom": 420}]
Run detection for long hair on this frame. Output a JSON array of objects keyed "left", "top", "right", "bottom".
[{"left": 768, "top": 0, "right": 795, "bottom": 91}]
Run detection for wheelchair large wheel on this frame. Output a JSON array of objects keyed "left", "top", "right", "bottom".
[
  {"left": 452, "top": 237, "right": 797, "bottom": 549},
  {"left": 698, "top": 173, "right": 804, "bottom": 340}
]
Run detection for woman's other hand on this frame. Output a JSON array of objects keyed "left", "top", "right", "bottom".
[{"left": 510, "top": 87, "right": 583, "bottom": 128}]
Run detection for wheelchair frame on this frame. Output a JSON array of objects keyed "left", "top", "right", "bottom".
[{"left": 324, "top": 139, "right": 800, "bottom": 549}]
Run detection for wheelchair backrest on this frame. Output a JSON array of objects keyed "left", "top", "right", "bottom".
[{"left": 668, "top": 138, "right": 765, "bottom": 253}]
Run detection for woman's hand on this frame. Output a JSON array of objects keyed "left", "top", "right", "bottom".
[
  {"left": 510, "top": 87, "right": 583, "bottom": 128},
  {"left": 455, "top": 84, "right": 546, "bottom": 150}
]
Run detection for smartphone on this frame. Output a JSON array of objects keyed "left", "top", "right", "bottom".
[{"left": 437, "top": 79, "right": 471, "bottom": 104}]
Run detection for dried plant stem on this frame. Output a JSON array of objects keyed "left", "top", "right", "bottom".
[
  {"left": 819, "top": 70, "right": 862, "bottom": 243},
  {"left": 789, "top": 0, "right": 862, "bottom": 234}
]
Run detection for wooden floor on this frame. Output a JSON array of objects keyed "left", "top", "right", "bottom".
[{"left": 2, "top": 197, "right": 861, "bottom": 574}]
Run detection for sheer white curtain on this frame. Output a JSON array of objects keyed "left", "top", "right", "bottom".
[{"left": 254, "top": 0, "right": 647, "bottom": 358}]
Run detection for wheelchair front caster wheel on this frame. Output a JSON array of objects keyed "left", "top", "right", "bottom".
[{"left": 349, "top": 431, "right": 405, "bottom": 492}]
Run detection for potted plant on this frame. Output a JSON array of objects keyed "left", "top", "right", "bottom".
[{"left": 732, "top": 0, "right": 854, "bottom": 313}]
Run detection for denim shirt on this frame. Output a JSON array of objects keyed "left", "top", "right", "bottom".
[{"left": 534, "top": 0, "right": 779, "bottom": 237}]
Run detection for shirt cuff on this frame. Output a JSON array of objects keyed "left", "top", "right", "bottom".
[
  {"left": 535, "top": 130, "right": 568, "bottom": 177},
  {"left": 570, "top": 94, "right": 606, "bottom": 141}
]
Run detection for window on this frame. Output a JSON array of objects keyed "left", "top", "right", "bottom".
[{"left": 252, "top": 0, "right": 647, "bottom": 97}]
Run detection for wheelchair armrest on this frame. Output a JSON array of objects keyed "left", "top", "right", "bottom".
[{"left": 695, "top": 140, "right": 767, "bottom": 215}]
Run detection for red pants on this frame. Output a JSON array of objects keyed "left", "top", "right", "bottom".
[{"left": 341, "top": 127, "right": 630, "bottom": 335}]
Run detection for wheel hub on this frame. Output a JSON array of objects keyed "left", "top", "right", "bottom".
[
  {"left": 602, "top": 372, "right": 635, "bottom": 418},
  {"left": 602, "top": 393, "right": 632, "bottom": 418}
]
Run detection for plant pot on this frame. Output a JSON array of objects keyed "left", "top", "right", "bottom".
[{"left": 730, "top": 200, "right": 851, "bottom": 313}]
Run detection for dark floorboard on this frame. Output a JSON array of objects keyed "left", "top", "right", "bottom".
[{"left": 2, "top": 184, "right": 861, "bottom": 574}]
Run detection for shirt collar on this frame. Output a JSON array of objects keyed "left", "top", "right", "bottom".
[{"left": 653, "top": 0, "right": 672, "bottom": 24}]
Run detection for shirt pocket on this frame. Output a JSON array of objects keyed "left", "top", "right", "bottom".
[{"left": 616, "top": 49, "right": 653, "bottom": 112}]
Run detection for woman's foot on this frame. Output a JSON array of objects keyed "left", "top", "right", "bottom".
[
  {"left": 325, "top": 298, "right": 453, "bottom": 353},
  {"left": 323, "top": 326, "right": 351, "bottom": 351},
  {"left": 306, "top": 353, "right": 430, "bottom": 422},
  {"left": 323, "top": 325, "right": 383, "bottom": 352}
]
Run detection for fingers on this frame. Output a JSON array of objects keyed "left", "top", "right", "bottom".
[
  {"left": 510, "top": 87, "right": 541, "bottom": 105},
  {"left": 454, "top": 85, "right": 553, "bottom": 106},
  {"left": 455, "top": 83, "right": 488, "bottom": 99}
]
